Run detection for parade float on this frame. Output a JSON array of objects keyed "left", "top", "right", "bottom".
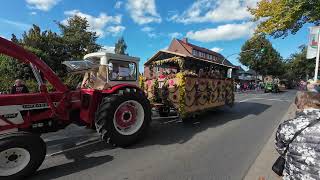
[{"left": 143, "top": 50, "right": 235, "bottom": 119}]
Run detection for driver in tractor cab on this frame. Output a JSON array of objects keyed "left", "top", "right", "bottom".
[
  {"left": 10, "top": 79, "right": 29, "bottom": 94},
  {"left": 81, "top": 60, "right": 111, "bottom": 90}
]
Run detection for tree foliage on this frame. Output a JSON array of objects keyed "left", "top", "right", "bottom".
[
  {"left": 58, "top": 15, "right": 101, "bottom": 59},
  {"left": 114, "top": 37, "right": 127, "bottom": 55},
  {"left": 0, "top": 15, "right": 101, "bottom": 92},
  {"left": 239, "top": 35, "right": 284, "bottom": 77},
  {"left": 282, "top": 45, "right": 315, "bottom": 81},
  {"left": 250, "top": 0, "right": 320, "bottom": 38}
]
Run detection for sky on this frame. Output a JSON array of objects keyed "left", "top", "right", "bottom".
[{"left": 0, "top": 0, "right": 311, "bottom": 71}]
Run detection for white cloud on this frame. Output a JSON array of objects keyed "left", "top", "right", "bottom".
[
  {"left": 147, "top": 32, "right": 157, "bottom": 38},
  {"left": 169, "top": 0, "right": 259, "bottom": 24},
  {"left": 101, "top": 46, "right": 115, "bottom": 53},
  {"left": 211, "top": 47, "right": 223, "bottom": 52},
  {"left": 63, "top": 10, "right": 123, "bottom": 37},
  {"left": 186, "top": 22, "right": 256, "bottom": 42},
  {"left": 141, "top": 26, "right": 154, "bottom": 32},
  {"left": 114, "top": 1, "right": 123, "bottom": 9},
  {"left": 161, "top": 46, "right": 169, "bottom": 50},
  {"left": 26, "top": 0, "right": 60, "bottom": 11},
  {"left": 106, "top": 25, "right": 125, "bottom": 36},
  {"left": 127, "top": 0, "right": 161, "bottom": 25},
  {"left": 141, "top": 26, "right": 158, "bottom": 38},
  {"left": 169, "top": 32, "right": 182, "bottom": 39},
  {"left": 0, "top": 18, "right": 31, "bottom": 30},
  {"left": 30, "top": 11, "right": 37, "bottom": 15}
]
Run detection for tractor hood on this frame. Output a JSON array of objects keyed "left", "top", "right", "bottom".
[{"left": 0, "top": 37, "right": 68, "bottom": 92}]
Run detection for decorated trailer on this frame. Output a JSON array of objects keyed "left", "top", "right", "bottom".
[{"left": 143, "top": 50, "right": 235, "bottom": 119}]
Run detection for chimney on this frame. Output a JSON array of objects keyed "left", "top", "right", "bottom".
[{"left": 182, "top": 37, "right": 188, "bottom": 44}]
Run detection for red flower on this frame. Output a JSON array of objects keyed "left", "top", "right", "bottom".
[{"left": 169, "top": 79, "right": 175, "bottom": 86}]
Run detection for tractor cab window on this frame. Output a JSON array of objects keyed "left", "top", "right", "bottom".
[{"left": 108, "top": 60, "right": 137, "bottom": 81}]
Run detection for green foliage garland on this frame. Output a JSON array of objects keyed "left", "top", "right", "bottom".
[
  {"left": 176, "top": 72, "right": 186, "bottom": 117},
  {"left": 152, "top": 78, "right": 161, "bottom": 102},
  {"left": 139, "top": 75, "right": 145, "bottom": 90}
]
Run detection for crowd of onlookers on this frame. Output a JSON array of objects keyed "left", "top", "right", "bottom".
[{"left": 234, "top": 81, "right": 265, "bottom": 92}]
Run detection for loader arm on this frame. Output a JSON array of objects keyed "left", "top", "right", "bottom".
[{"left": 0, "top": 37, "right": 68, "bottom": 93}]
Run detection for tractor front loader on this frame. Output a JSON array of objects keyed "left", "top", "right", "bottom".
[{"left": 0, "top": 37, "right": 151, "bottom": 180}]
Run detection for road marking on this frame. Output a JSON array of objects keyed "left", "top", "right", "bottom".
[
  {"left": 46, "top": 138, "right": 102, "bottom": 157},
  {"left": 238, "top": 97, "right": 291, "bottom": 103},
  {"left": 253, "top": 97, "right": 292, "bottom": 102},
  {"left": 152, "top": 116, "right": 179, "bottom": 120},
  {"left": 162, "top": 119, "right": 180, "bottom": 124}
]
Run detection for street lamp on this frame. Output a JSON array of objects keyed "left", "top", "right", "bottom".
[
  {"left": 221, "top": 48, "right": 265, "bottom": 65},
  {"left": 220, "top": 47, "right": 265, "bottom": 86}
]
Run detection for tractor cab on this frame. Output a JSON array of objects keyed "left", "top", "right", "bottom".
[
  {"left": 63, "top": 52, "right": 139, "bottom": 90},
  {"left": 63, "top": 52, "right": 142, "bottom": 127}
]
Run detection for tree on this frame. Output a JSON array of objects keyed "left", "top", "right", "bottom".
[
  {"left": 0, "top": 16, "right": 102, "bottom": 91},
  {"left": 239, "top": 35, "right": 284, "bottom": 78},
  {"left": 58, "top": 16, "right": 101, "bottom": 59},
  {"left": 114, "top": 37, "right": 127, "bottom": 55},
  {"left": 250, "top": 0, "right": 320, "bottom": 38},
  {"left": 283, "top": 45, "right": 315, "bottom": 81}
]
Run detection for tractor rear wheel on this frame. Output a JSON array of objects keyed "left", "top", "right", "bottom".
[
  {"left": 0, "top": 132, "right": 46, "bottom": 180},
  {"left": 95, "top": 93, "right": 151, "bottom": 147}
]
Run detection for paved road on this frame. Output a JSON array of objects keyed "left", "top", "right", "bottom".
[{"left": 30, "top": 90, "right": 296, "bottom": 180}]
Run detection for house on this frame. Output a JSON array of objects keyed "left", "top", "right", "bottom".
[
  {"left": 144, "top": 38, "right": 235, "bottom": 79},
  {"left": 234, "top": 67, "right": 263, "bottom": 81}
]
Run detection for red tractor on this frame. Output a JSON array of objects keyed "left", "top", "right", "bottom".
[{"left": 0, "top": 37, "right": 151, "bottom": 179}]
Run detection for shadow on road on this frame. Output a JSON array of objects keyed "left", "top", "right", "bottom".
[
  {"left": 30, "top": 101, "right": 270, "bottom": 179},
  {"left": 129, "top": 101, "right": 271, "bottom": 149},
  {"left": 30, "top": 141, "right": 114, "bottom": 180}
]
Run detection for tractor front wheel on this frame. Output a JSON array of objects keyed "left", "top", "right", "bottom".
[
  {"left": 95, "top": 93, "right": 151, "bottom": 147},
  {"left": 0, "top": 132, "right": 46, "bottom": 180}
]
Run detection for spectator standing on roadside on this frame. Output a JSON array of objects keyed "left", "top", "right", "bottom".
[
  {"left": 274, "top": 92, "right": 320, "bottom": 179},
  {"left": 236, "top": 83, "right": 240, "bottom": 92},
  {"left": 10, "top": 79, "right": 29, "bottom": 94}
]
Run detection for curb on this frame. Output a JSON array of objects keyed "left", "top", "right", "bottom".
[{"left": 243, "top": 100, "right": 297, "bottom": 180}]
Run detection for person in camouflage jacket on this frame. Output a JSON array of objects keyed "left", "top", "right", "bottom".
[{"left": 275, "top": 92, "right": 320, "bottom": 180}]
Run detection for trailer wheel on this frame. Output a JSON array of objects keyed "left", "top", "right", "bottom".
[
  {"left": 159, "top": 106, "right": 170, "bottom": 117},
  {"left": 95, "top": 93, "right": 151, "bottom": 147},
  {"left": 0, "top": 132, "right": 46, "bottom": 180}
]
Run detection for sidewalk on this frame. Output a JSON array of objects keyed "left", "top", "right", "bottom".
[{"left": 243, "top": 102, "right": 297, "bottom": 180}]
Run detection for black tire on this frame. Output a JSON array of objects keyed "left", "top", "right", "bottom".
[
  {"left": 95, "top": 93, "right": 151, "bottom": 147},
  {"left": 0, "top": 132, "right": 46, "bottom": 180},
  {"left": 159, "top": 106, "right": 170, "bottom": 117}
]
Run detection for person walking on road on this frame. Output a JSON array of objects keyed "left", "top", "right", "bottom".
[{"left": 274, "top": 92, "right": 320, "bottom": 179}]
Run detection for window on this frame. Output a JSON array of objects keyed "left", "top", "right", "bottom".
[
  {"left": 156, "top": 66, "right": 160, "bottom": 73},
  {"left": 108, "top": 60, "right": 137, "bottom": 81},
  {"left": 209, "top": 55, "right": 213, "bottom": 60},
  {"left": 192, "top": 49, "right": 198, "bottom": 56}
]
